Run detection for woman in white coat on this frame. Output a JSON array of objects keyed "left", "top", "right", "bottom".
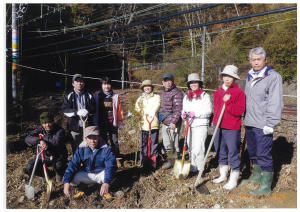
[{"left": 181, "top": 73, "right": 212, "bottom": 173}]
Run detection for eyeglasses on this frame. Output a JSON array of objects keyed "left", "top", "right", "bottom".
[{"left": 40, "top": 114, "right": 52, "bottom": 119}]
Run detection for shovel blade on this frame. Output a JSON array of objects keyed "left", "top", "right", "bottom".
[
  {"left": 174, "top": 159, "right": 191, "bottom": 180},
  {"left": 46, "top": 180, "right": 53, "bottom": 202},
  {"left": 25, "top": 184, "right": 35, "bottom": 199}
]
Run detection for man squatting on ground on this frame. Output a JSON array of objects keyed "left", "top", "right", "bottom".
[
  {"left": 212, "top": 65, "right": 246, "bottom": 190},
  {"left": 160, "top": 73, "right": 183, "bottom": 170},
  {"left": 25, "top": 112, "right": 68, "bottom": 182},
  {"left": 63, "top": 126, "right": 117, "bottom": 197},
  {"left": 62, "top": 74, "right": 96, "bottom": 154},
  {"left": 243, "top": 47, "right": 283, "bottom": 195}
]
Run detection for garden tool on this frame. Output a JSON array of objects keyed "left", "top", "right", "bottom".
[
  {"left": 194, "top": 104, "right": 225, "bottom": 194},
  {"left": 39, "top": 134, "right": 53, "bottom": 202},
  {"left": 143, "top": 114, "right": 156, "bottom": 168},
  {"left": 174, "top": 116, "right": 193, "bottom": 180},
  {"left": 25, "top": 144, "right": 42, "bottom": 199},
  {"left": 166, "top": 127, "right": 179, "bottom": 159},
  {"left": 80, "top": 115, "right": 88, "bottom": 131}
]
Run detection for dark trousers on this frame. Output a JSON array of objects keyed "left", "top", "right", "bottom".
[
  {"left": 245, "top": 126, "right": 273, "bottom": 171},
  {"left": 213, "top": 125, "right": 241, "bottom": 170},
  {"left": 140, "top": 129, "right": 159, "bottom": 163},
  {"left": 100, "top": 125, "right": 119, "bottom": 155},
  {"left": 25, "top": 156, "right": 67, "bottom": 177}
]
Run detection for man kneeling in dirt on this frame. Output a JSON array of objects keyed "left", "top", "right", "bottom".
[
  {"left": 25, "top": 112, "right": 68, "bottom": 182},
  {"left": 63, "top": 126, "right": 117, "bottom": 198}
]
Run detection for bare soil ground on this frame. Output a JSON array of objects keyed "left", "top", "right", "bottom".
[{"left": 6, "top": 89, "right": 297, "bottom": 209}]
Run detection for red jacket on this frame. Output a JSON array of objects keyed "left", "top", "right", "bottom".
[{"left": 212, "top": 83, "right": 245, "bottom": 130}]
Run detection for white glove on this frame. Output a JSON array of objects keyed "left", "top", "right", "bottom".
[
  {"left": 118, "top": 123, "right": 123, "bottom": 130},
  {"left": 77, "top": 109, "right": 85, "bottom": 116},
  {"left": 127, "top": 111, "right": 132, "bottom": 118},
  {"left": 77, "top": 109, "right": 88, "bottom": 117},
  {"left": 148, "top": 112, "right": 155, "bottom": 119},
  {"left": 263, "top": 126, "right": 274, "bottom": 135},
  {"left": 82, "top": 109, "right": 89, "bottom": 116}
]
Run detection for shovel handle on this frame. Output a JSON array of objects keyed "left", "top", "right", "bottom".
[
  {"left": 146, "top": 114, "right": 154, "bottom": 158},
  {"left": 194, "top": 104, "right": 226, "bottom": 188},
  {"left": 39, "top": 135, "right": 50, "bottom": 183},
  {"left": 182, "top": 117, "right": 193, "bottom": 152}
]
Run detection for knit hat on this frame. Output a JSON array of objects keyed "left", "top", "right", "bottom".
[
  {"left": 72, "top": 74, "right": 84, "bottom": 82},
  {"left": 140, "top": 80, "right": 154, "bottom": 91},
  {"left": 40, "top": 112, "right": 54, "bottom": 124},
  {"left": 84, "top": 126, "right": 99, "bottom": 137},
  {"left": 162, "top": 73, "right": 174, "bottom": 80},
  {"left": 220, "top": 65, "right": 240, "bottom": 79}
]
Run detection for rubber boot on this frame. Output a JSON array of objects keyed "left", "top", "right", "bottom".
[
  {"left": 223, "top": 170, "right": 240, "bottom": 190},
  {"left": 249, "top": 171, "right": 273, "bottom": 195},
  {"left": 213, "top": 164, "right": 229, "bottom": 183},
  {"left": 242, "top": 164, "right": 262, "bottom": 184}
]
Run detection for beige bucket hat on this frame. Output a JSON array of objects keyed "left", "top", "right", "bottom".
[
  {"left": 186, "top": 73, "right": 203, "bottom": 88},
  {"left": 140, "top": 80, "right": 154, "bottom": 91},
  {"left": 220, "top": 65, "right": 240, "bottom": 79}
]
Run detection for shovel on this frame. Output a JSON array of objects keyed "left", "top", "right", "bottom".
[
  {"left": 25, "top": 145, "right": 42, "bottom": 199},
  {"left": 174, "top": 116, "right": 193, "bottom": 180},
  {"left": 144, "top": 114, "right": 156, "bottom": 168},
  {"left": 39, "top": 134, "right": 53, "bottom": 201},
  {"left": 194, "top": 104, "right": 226, "bottom": 194}
]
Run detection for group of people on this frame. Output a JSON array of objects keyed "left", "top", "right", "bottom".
[{"left": 24, "top": 46, "right": 283, "bottom": 198}]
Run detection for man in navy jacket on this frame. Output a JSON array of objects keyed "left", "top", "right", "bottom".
[
  {"left": 62, "top": 74, "right": 96, "bottom": 154},
  {"left": 63, "top": 126, "right": 117, "bottom": 197}
]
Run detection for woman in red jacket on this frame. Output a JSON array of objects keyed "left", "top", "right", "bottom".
[{"left": 212, "top": 65, "right": 245, "bottom": 190}]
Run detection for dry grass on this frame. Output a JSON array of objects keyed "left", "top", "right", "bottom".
[{"left": 6, "top": 90, "right": 297, "bottom": 209}]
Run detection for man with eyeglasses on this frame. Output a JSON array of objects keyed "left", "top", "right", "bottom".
[
  {"left": 62, "top": 74, "right": 96, "bottom": 154},
  {"left": 25, "top": 112, "right": 68, "bottom": 182}
]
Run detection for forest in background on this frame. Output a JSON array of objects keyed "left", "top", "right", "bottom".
[{"left": 6, "top": 3, "right": 297, "bottom": 102}]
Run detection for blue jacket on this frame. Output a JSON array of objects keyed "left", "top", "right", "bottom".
[{"left": 63, "top": 138, "right": 117, "bottom": 184}]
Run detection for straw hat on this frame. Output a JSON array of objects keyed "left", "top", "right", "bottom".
[
  {"left": 140, "top": 80, "right": 154, "bottom": 91},
  {"left": 220, "top": 65, "right": 240, "bottom": 79}
]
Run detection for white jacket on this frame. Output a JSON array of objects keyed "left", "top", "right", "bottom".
[{"left": 182, "top": 92, "right": 213, "bottom": 127}]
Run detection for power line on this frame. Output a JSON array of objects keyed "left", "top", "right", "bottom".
[
  {"left": 23, "top": 4, "right": 222, "bottom": 52},
  {"left": 22, "top": 5, "right": 297, "bottom": 58}
]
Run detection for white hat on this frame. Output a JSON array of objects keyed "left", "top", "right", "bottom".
[
  {"left": 186, "top": 73, "right": 202, "bottom": 83},
  {"left": 220, "top": 65, "right": 240, "bottom": 79}
]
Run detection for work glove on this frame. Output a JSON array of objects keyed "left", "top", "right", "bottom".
[
  {"left": 127, "top": 111, "right": 132, "bottom": 118},
  {"left": 148, "top": 112, "right": 155, "bottom": 119},
  {"left": 188, "top": 111, "right": 195, "bottom": 118},
  {"left": 181, "top": 113, "right": 187, "bottom": 119},
  {"left": 118, "top": 123, "right": 123, "bottom": 130},
  {"left": 263, "top": 126, "right": 274, "bottom": 135},
  {"left": 78, "top": 109, "right": 88, "bottom": 117}
]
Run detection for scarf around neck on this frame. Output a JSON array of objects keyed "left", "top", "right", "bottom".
[
  {"left": 188, "top": 88, "right": 203, "bottom": 100},
  {"left": 103, "top": 90, "right": 113, "bottom": 98}
]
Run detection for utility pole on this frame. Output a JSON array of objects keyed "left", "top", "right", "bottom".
[
  {"left": 12, "top": 3, "right": 18, "bottom": 104},
  {"left": 122, "top": 41, "right": 124, "bottom": 90},
  {"left": 201, "top": 26, "right": 206, "bottom": 83}
]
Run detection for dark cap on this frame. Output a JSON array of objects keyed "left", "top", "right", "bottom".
[
  {"left": 162, "top": 73, "right": 173, "bottom": 80},
  {"left": 40, "top": 112, "right": 54, "bottom": 124},
  {"left": 72, "top": 74, "right": 84, "bottom": 82},
  {"left": 84, "top": 126, "right": 99, "bottom": 137}
]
